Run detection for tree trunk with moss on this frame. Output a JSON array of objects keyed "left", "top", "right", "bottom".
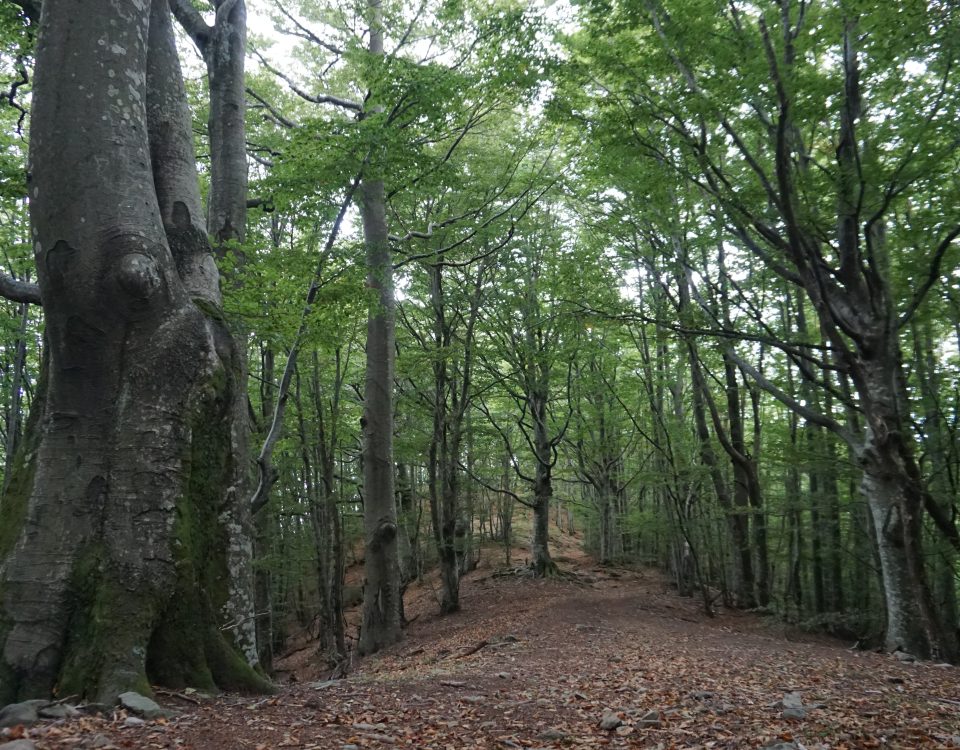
[{"left": 0, "top": 0, "right": 269, "bottom": 703}]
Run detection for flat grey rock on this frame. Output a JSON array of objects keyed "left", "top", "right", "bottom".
[
  {"left": 0, "top": 741, "right": 37, "bottom": 750},
  {"left": 117, "top": 692, "right": 165, "bottom": 720},
  {"left": 86, "top": 733, "right": 118, "bottom": 749},
  {"left": 536, "top": 728, "right": 566, "bottom": 740},
  {"left": 599, "top": 711, "right": 622, "bottom": 730},
  {"left": 39, "top": 703, "right": 80, "bottom": 720},
  {"left": 781, "top": 692, "right": 803, "bottom": 710},
  {"left": 639, "top": 709, "right": 661, "bottom": 728},
  {"left": 0, "top": 700, "right": 49, "bottom": 728},
  {"left": 123, "top": 716, "right": 146, "bottom": 727}
]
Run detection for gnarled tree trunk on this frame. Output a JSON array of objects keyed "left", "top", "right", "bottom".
[{"left": 0, "top": 0, "right": 269, "bottom": 703}]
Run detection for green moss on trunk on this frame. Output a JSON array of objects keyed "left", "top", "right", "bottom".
[
  {"left": 146, "top": 370, "right": 272, "bottom": 694},
  {"left": 0, "top": 603, "right": 14, "bottom": 704},
  {"left": 57, "top": 545, "right": 159, "bottom": 701}
]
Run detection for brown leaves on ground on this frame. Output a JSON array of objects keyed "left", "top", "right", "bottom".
[{"left": 11, "top": 567, "right": 960, "bottom": 749}]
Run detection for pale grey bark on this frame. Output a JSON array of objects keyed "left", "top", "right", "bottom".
[
  {"left": 0, "top": 0, "right": 267, "bottom": 702},
  {"left": 169, "top": 0, "right": 258, "bottom": 667}
]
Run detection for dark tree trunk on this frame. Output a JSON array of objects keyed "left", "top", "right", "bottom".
[
  {"left": 0, "top": 0, "right": 268, "bottom": 703},
  {"left": 2, "top": 300, "right": 29, "bottom": 495}
]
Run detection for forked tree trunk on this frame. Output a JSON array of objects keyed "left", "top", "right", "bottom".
[{"left": 0, "top": 0, "right": 269, "bottom": 703}]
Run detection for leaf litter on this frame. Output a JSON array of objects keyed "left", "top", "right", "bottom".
[{"left": 8, "top": 564, "right": 960, "bottom": 749}]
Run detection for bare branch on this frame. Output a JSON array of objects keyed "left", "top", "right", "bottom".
[
  {"left": 169, "top": 0, "right": 212, "bottom": 54},
  {"left": 253, "top": 50, "right": 362, "bottom": 111},
  {"left": 727, "top": 347, "right": 855, "bottom": 447},
  {"left": 0, "top": 274, "right": 41, "bottom": 305},
  {"left": 898, "top": 224, "right": 960, "bottom": 328},
  {"left": 250, "top": 176, "right": 362, "bottom": 516},
  {"left": 273, "top": 0, "right": 345, "bottom": 56},
  {"left": 246, "top": 86, "right": 298, "bottom": 128}
]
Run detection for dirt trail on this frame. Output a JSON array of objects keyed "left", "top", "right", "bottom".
[{"left": 17, "top": 563, "right": 960, "bottom": 749}]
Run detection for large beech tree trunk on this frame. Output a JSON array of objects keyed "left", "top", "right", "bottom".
[{"left": 0, "top": 0, "right": 268, "bottom": 703}]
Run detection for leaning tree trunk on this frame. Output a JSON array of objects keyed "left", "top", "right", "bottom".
[{"left": 0, "top": 0, "right": 269, "bottom": 703}]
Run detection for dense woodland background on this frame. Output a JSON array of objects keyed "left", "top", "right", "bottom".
[{"left": 0, "top": 0, "right": 959, "bottom": 701}]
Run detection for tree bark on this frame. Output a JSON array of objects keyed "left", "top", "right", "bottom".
[
  {"left": 357, "top": 0, "right": 402, "bottom": 650},
  {"left": 0, "top": 0, "right": 269, "bottom": 702}
]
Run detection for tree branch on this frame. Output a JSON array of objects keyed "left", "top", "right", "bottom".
[
  {"left": 169, "top": 0, "right": 212, "bottom": 54},
  {"left": 898, "top": 224, "right": 960, "bottom": 328},
  {"left": 0, "top": 274, "right": 41, "bottom": 305},
  {"left": 250, "top": 176, "right": 361, "bottom": 516}
]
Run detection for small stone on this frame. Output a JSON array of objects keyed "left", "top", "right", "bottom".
[
  {"left": 0, "top": 741, "right": 37, "bottom": 750},
  {"left": 893, "top": 650, "right": 916, "bottom": 663},
  {"left": 341, "top": 745, "right": 360, "bottom": 750},
  {"left": 118, "top": 692, "right": 165, "bottom": 720},
  {"left": 496, "top": 672, "right": 511, "bottom": 679},
  {"left": 638, "top": 710, "right": 661, "bottom": 728},
  {"left": 781, "top": 692, "right": 803, "bottom": 710},
  {"left": 0, "top": 700, "right": 48, "bottom": 728},
  {"left": 123, "top": 716, "right": 146, "bottom": 727},
  {"left": 782, "top": 707, "right": 807, "bottom": 720},
  {"left": 762, "top": 744, "right": 798, "bottom": 750},
  {"left": 86, "top": 734, "right": 118, "bottom": 749},
  {"left": 599, "top": 711, "right": 623, "bottom": 730},
  {"left": 311, "top": 680, "right": 338, "bottom": 690},
  {"left": 537, "top": 728, "right": 566, "bottom": 741},
  {"left": 364, "top": 734, "right": 395, "bottom": 744},
  {"left": 461, "top": 696, "right": 484, "bottom": 704},
  {"left": 352, "top": 722, "right": 387, "bottom": 732},
  {"left": 691, "top": 690, "right": 715, "bottom": 700}
]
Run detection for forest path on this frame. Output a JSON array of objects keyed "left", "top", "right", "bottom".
[{"left": 22, "top": 564, "right": 960, "bottom": 749}]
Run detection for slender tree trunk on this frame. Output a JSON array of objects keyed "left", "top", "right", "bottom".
[
  {"left": 357, "top": 0, "right": 401, "bottom": 653},
  {"left": 530, "top": 389, "right": 556, "bottom": 576},
  {"left": 2, "top": 300, "right": 29, "bottom": 495}
]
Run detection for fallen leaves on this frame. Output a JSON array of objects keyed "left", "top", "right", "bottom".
[{"left": 13, "top": 569, "right": 960, "bottom": 749}]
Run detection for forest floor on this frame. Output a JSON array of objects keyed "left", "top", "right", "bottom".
[{"left": 9, "top": 530, "right": 960, "bottom": 750}]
